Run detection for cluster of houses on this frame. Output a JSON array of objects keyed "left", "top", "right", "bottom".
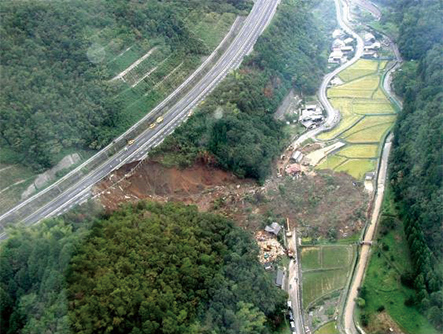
[
  {"left": 328, "top": 29, "right": 355, "bottom": 64},
  {"left": 329, "top": 29, "right": 382, "bottom": 63},
  {"left": 362, "top": 32, "right": 381, "bottom": 59},
  {"left": 299, "top": 103, "right": 324, "bottom": 129}
]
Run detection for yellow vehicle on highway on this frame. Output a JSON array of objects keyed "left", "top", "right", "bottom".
[
  {"left": 149, "top": 123, "right": 156, "bottom": 129},
  {"left": 127, "top": 139, "right": 135, "bottom": 145},
  {"left": 156, "top": 116, "right": 164, "bottom": 123}
]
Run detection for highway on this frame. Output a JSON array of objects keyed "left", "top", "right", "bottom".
[
  {"left": 0, "top": 0, "right": 280, "bottom": 236},
  {"left": 293, "top": 0, "right": 364, "bottom": 148}
]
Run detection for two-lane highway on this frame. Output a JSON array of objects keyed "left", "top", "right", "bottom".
[{"left": 0, "top": 0, "right": 280, "bottom": 236}]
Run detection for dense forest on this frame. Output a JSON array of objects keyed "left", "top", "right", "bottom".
[
  {"left": 0, "top": 201, "right": 286, "bottom": 333},
  {"left": 380, "top": 0, "right": 443, "bottom": 329},
  {"left": 152, "top": 0, "right": 331, "bottom": 180},
  {"left": 0, "top": 0, "right": 248, "bottom": 170}
]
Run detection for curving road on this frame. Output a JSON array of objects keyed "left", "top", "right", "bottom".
[
  {"left": 0, "top": 0, "right": 280, "bottom": 238},
  {"left": 293, "top": 0, "right": 364, "bottom": 148}
]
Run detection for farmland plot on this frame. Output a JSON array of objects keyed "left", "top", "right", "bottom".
[{"left": 301, "top": 245, "right": 355, "bottom": 308}]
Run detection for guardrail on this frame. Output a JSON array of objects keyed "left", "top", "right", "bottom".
[{"left": 0, "top": 17, "right": 245, "bottom": 228}]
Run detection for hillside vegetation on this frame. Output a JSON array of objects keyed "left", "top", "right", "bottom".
[
  {"left": 152, "top": 0, "right": 331, "bottom": 180},
  {"left": 0, "top": 0, "right": 248, "bottom": 170},
  {"left": 0, "top": 201, "right": 286, "bottom": 334},
  {"left": 361, "top": 0, "right": 443, "bottom": 331}
]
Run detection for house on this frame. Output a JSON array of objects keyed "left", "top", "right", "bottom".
[
  {"left": 364, "top": 42, "right": 381, "bottom": 51},
  {"left": 275, "top": 269, "right": 284, "bottom": 287},
  {"left": 332, "top": 29, "right": 344, "bottom": 39},
  {"left": 265, "top": 222, "right": 282, "bottom": 235},
  {"left": 362, "top": 50, "right": 378, "bottom": 59},
  {"left": 341, "top": 46, "right": 354, "bottom": 53},
  {"left": 291, "top": 150, "right": 304, "bottom": 163},
  {"left": 301, "top": 120, "right": 314, "bottom": 128},
  {"left": 332, "top": 38, "right": 345, "bottom": 49},
  {"left": 365, "top": 172, "right": 375, "bottom": 181},
  {"left": 329, "top": 50, "right": 343, "bottom": 63},
  {"left": 306, "top": 104, "right": 317, "bottom": 111},
  {"left": 311, "top": 115, "right": 324, "bottom": 122},
  {"left": 364, "top": 32, "right": 376, "bottom": 43},
  {"left": 285, "top": 163, "right": 301, "bottom": 176},
  {"left": 344, "top": 37, "right": 354, "bottom": 45},
  {"left": 264, "top": 262, "right": 273, "bottom": 271}
]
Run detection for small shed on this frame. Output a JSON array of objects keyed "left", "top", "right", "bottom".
[
  {"left": 341, "top": 46, "right": 354, "bottom": 52},
  {"left": 365, "top": 172, "right": 375, "bottom": 181},
  {"left": 364, "top": 32, "right": 376, "bottom": 43},
  {"left": 344, "top": 37, "right": 354, "bottom": 45},
  {"left": 265, "top": 222, "right": 282, "bottom": 236},
  {"left": 332, "top": 29, "right": 344, "bottom": 39}
]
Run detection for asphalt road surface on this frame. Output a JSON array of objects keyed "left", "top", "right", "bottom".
[
  {"left": 0, "top": 0, "right": 280, "bottom": 238},
  {"left": 287, "top": 230, "right": 304, "bottom": 334}
]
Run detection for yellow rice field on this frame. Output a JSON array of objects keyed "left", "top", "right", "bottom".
[
  {"left": 340, "top": 115, "right": 396, "bottom": 138},
  {"left": 316, "top": 154, "right": 347, "bottom": 170},
  {"left": 344, "top": 122, "right": 394, "bottom": 143},
  {"left": 335, "top": 159, "right": 376, "bottom": 179},
  {"left": 336, "top": 144, "right": 379, "bottom": 158}
]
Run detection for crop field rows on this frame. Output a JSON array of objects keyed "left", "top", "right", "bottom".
[
  {"left": 301, "top": 245, "right": 354, "bottom": 308},
  {"left": 316, "top": 59, "right": 396, "bottom": 180},
  {"left": 97, "top": 11, "right": 236, "bottom": 130}
]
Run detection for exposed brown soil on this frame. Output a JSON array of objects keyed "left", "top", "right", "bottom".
[
  {"left": 95, "top": 160, "right": 255, "bottom": 210},
  {"left": 94, "top": 158, "right": 368, "bottom": 238},
  {"left": 367, "top": 311, "right": 405, "bottom": 334}
]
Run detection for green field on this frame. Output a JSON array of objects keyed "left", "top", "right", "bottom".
[
  {"left": 302, "top": 269, "right": 349, "bottom": 308},
  {"left": 361, "top": 191, "right": 439, "bottom": 334},
  {"left": 316, "top": 59, "right": 397, "bottom": 180},
  {"left": 314, "top": 321, "right": 340, "bottom": 334},
  {"left": 301, "top": 245, "right": 354, "bottom": 308},
  {"left": 301, "top": 247, "right": 322, "bottom": 270},
  {"left": 322, "top": 245, "right": 352, "bottom": 268}
]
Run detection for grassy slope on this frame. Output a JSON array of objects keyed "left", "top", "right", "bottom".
[{"left": 361, "top": 190, "right": 438, "bottom": 334}]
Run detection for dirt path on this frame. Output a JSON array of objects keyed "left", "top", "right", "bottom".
[{"left": 343, "top": 135, "right": 392, "bottom": 334}]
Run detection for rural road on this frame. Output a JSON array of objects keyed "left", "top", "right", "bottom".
[
  {"left": 342, "top": 1, "right": 403, "bottom": 333},
  {"left": 287, "top": 230, "right": 304, "bottom": 334},
  {"left": 293, "top": 0, "right": 364, "bottom": 148},
  {"left": 0, "top": 0, "right": 280, "bottom": 238},
  {"left": 343, "top": 134, "right": 392, "bottom": 334}
]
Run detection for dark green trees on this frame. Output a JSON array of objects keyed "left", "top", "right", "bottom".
[
  {"left": 1, "top": 201, "right": 286, "bottom": 333},
  {"left": 67, "top": 201, "right": 286, "bottom": 334},
  {"left": 153, "top": 0, "right": 329, "bottom": 180},
  {"left": 387, "top": 0, "right": 443, "bottom": 329}
]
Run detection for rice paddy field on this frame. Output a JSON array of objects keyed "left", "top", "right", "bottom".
[
  {"left": 314, "top": 321, "right": 340, "bottom": 334},
  {"left": 301, "top": 245, "right": 355, "bottom": 308},
  {"left": 316, "top": 59, "right": 397, "bottom": 180}
]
